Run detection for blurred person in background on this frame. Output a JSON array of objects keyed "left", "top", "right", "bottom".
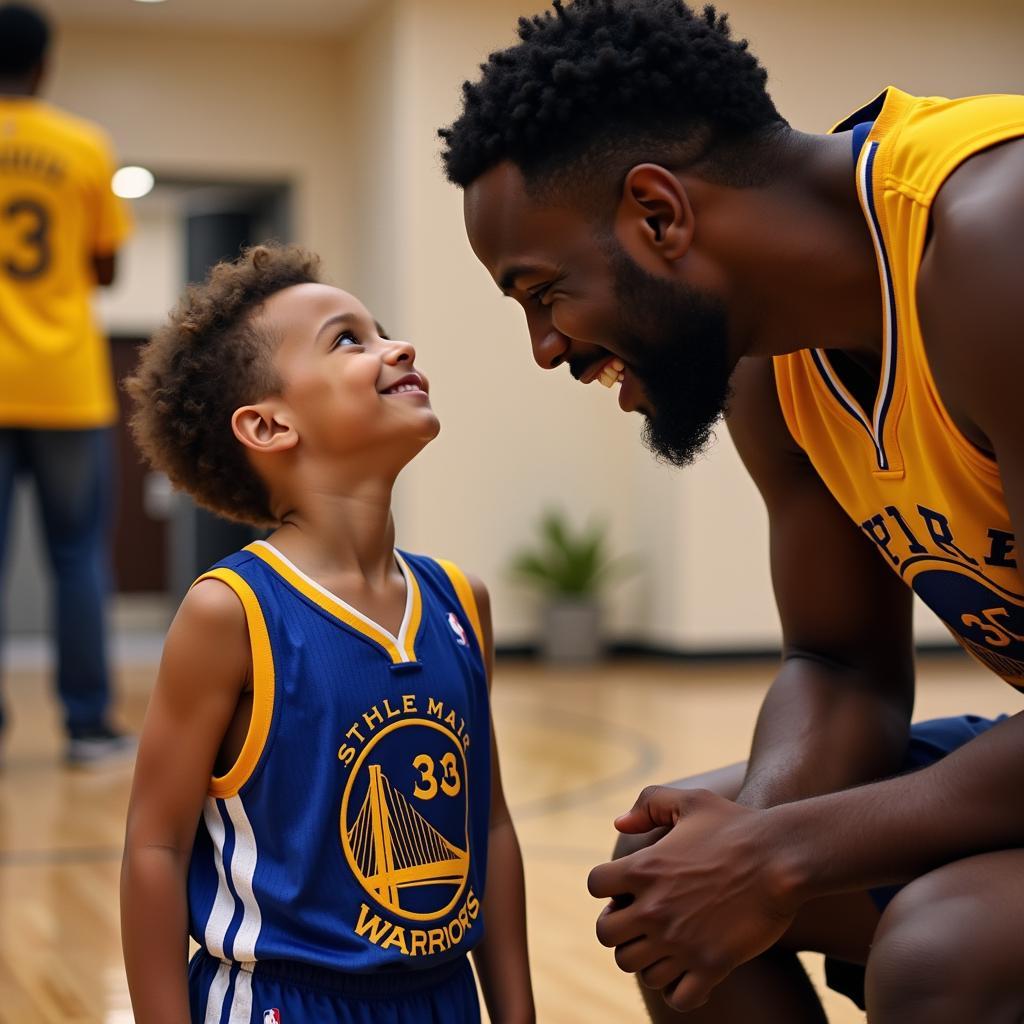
[{"left": 0, "top": 2, "right": 134, "bottom": 765}]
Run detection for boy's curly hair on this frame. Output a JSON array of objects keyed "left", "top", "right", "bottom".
[{"left": 125, "top": 243, "right": 321, "bottom": 526}]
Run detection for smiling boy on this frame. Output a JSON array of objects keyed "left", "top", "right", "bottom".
[{"left": 120, "top": 245, "right": 533, "bottom": 1024}]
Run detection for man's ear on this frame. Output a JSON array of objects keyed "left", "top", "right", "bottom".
[
  {"left": 614, "top": 163, "right": 695, "bottom": 266},
  {"left": 231, "top": 401, "right": 298, "bottom": 454}
]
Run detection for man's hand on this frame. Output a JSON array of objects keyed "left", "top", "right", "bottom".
[{"left": 587, "top": 786, "right": 801, "bottom": 1013}]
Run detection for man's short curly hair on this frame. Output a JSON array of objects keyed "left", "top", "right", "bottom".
[
  {"left": 0, "top": 3, "right": 50, "bottom": 77},
  {"left": 125, "top": 243, "right": 320, "bottom": 527},
  {"left": 440, "top": 0, "right": 787, "bottom": 203}
]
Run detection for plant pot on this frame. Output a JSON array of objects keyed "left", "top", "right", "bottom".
[{"left": 540, "top": 598, "right": 603, "bottom": 664}]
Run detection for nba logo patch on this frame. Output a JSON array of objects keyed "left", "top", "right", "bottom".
[
  {"left": 448, "top": 611, "right": 468, "bottom": 646},
  {"left": 263, "top": 1011, "right": 281, "bottom": 1024}
]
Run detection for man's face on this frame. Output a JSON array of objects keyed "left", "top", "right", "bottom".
[{"left": 464, "top": 162, "right": 732, "bottom": 466}]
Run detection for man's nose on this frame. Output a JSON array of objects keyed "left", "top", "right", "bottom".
[{"left": 529, "top": 318, "right": 571, "bottom": 370}]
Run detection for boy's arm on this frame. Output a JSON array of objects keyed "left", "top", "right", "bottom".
[
  {"left": 468, "top": 576, "right": 535, "bottom": 1024},
  {"left": 121, "top": 580, "right": 251, "bottom": 1024}
]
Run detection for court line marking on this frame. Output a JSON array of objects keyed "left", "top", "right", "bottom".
[{"left": 497, "top": 701, "right": 661, "bottom": 822}]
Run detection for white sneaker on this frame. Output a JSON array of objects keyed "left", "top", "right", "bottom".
[{"left": 66, "top": 726, "right": 137, "bottom": 768}]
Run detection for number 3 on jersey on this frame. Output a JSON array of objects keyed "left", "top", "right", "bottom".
[
  {"left": 412, "top": 752, "right": 462, "bottom": 800},
  {"left": 2, "top": 197, "right": 51, "bottom": 280}
]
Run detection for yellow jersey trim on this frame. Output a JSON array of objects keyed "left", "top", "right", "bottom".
[
  {"left": 245, "top": 541, "right": 422, "bottom": 664},
  {"left": 436, "top": 559, "right": 485, "bottom": 655},
  {"left": 193, "top": 567, "right": 276, "bottom": 799}
]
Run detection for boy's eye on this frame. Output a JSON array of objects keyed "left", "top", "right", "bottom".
[{"left": 331, "top": 330, "right": 362, "bottom": 350}]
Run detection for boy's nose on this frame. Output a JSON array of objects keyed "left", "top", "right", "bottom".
[{"left": 383, "top": 338, "right": 416, "bottom": 364}]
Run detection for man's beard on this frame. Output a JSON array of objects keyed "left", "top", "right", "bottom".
[{"left": 609, "top": 245, "right": 733, "bottom": 467}]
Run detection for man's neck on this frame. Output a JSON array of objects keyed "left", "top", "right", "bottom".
[
  {"left": 690, "top": 130, "right": 886, "bottom": 370},
  {"left": 0, "top": 80, "right": 37, "bottom": 97}
]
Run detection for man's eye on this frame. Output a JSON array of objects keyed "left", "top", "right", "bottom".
[
  {"left": 331, "top": 330, "right": 362, "bottom": 350},
  {"left": 528, "top": 284, "right": 552, "bottom": 306}
]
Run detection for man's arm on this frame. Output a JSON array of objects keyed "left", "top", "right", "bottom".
[
  {"left": 93, "top": 253, "right": 116, "bottom": 286},
  {"left": 587, "top": 358, "right": 917, "bottom": 1010},
  {"left": 121, "top": 581, "right": 250, "bottom": 1024},
  {"left": 467, "top": 575, "right": 535, "bottom": 1024},
  {"left": 727, "top": 354, "right": 916, "bottom": 807}
]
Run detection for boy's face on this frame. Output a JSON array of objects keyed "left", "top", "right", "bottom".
[{"left": 258, "top": 283, "right": 439, "bottom": 460}]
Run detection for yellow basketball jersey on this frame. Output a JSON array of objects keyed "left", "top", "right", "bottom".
[
  {"left": 0, "top": 98, "right": 132, "bottom": 428},
  {"left": 774, "top": 87, "right": 1024, "bottom": 690}
]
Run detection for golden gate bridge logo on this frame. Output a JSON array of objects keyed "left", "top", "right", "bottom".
[{"left": 347, "top": 764, "right": 469, "bottom": 915}]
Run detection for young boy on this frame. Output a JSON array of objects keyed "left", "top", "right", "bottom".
[{"left": 120, "top": 244, "right": 534, "bottom": 1024}]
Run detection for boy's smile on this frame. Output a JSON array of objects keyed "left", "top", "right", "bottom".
[{"left": 379, "top": 371, "right": 429, "bottom": 399}]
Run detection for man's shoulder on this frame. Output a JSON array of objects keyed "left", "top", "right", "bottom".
[
  {"left": 25, "top": 101, "right": 116, "bottom": 163},
  {"left": 881, "top": 91, "right": 1024, "bottom": 197},
  {"left": 916, "top": 136, "right": 1024, "bottom": 447}
]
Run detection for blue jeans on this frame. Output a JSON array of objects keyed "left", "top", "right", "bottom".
[{"left": 0, "top": 428, "right": 114, "bottom": 736}]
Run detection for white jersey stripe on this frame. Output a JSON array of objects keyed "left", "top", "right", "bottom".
[
  {"left": 202, "top": 961, "right": 233, "bottom": 1024},
  {"left": 224, "top": 795, "right": 263, "bottom": 960},
  {"left": 202, "top": 799, "right": 236, "bottom": 958},
  {"left": 227, "top": 963, "right": 254, "bottom": 1024},
  {"left": 857, "top": 141, "right": 897, "bottom": 444}
]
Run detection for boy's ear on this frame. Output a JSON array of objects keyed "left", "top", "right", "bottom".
[{"left": 231, "top": 401, "right": 298, "bottom": 454}]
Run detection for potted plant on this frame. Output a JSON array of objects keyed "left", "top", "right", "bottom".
[{"left": 510, "top": 508, "right": 634, "bottom": 663}]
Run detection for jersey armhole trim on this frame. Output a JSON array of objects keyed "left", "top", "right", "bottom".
[
  {"left": 435, "top": 559, "right": 486, "bottom": 657},
  {"left": 193, "top": 567, "right": 276, "bottom": 798}
]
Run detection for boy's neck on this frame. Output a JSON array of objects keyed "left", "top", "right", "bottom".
[{"left": 271, "top": 477, "right": 400, "bottom": 585}]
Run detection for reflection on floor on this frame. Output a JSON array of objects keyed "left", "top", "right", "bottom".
[{"left": 0, "top": 648, "right": 1014, "bottom": 1022}]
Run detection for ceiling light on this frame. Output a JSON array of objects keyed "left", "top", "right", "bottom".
[{"left": 112, "top": 166, "right": 155, "bottom": 199}]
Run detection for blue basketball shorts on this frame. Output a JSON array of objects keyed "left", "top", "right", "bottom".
[
  {"left": 824, "top": 712, "right": 1009, "bottom": 1009},
  {"left": 188, "top": 947, "right": 481, "bottom": 1024}
]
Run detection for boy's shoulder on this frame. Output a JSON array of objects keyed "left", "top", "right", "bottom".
[
  {"left": 398, "top": 550, "right": 487, "bottom": 597},
  {"left": 197, "top": 543, "right": 268, "bottom": 579}
]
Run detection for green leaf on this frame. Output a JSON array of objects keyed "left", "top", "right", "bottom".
[{"left": 509, "top": 508, "right": 637, "bottom": 596}]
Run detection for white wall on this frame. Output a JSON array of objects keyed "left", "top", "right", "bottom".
[
  {"left": 94, "top": 191, "right": 184, "bottom": 336},
  {"left": 47, "top": 24, "right": 350, "bottom": 287}
]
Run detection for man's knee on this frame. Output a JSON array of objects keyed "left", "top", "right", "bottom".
[
  {"left": 610, "top": 761, "right": 746, "bottom": 861},
  {"left": 865, "top": 865, "right": 1020, "bottom": 1023}
]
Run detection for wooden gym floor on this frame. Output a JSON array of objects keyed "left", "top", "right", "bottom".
[{"left": 0, "top": 646, "right": 1015, "bottom": 1022}]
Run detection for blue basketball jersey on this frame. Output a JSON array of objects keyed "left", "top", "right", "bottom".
[{"left": 186, "top": 541, "right": 492, "bottom": 985}]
